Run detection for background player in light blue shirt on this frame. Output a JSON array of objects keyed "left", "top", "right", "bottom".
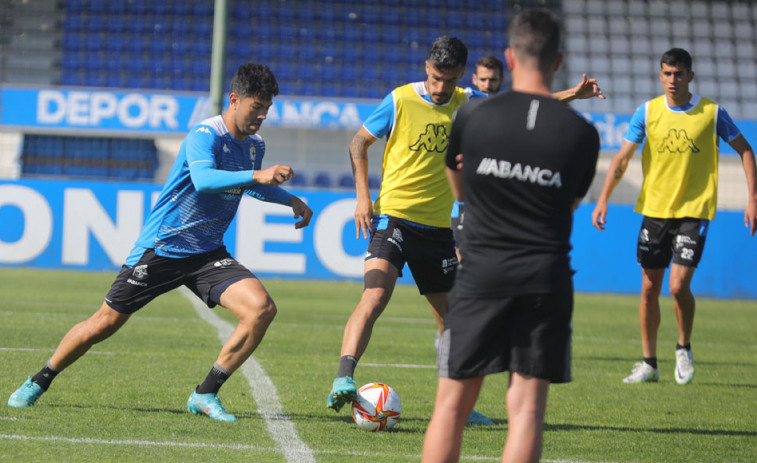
[{"left": 8, "top": 63, "right": 312, "bottom": 422}]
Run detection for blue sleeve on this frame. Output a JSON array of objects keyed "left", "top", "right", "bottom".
[
  {"left": 186, "top": 125, "right": 255, "bottom": 193},
  {"left": 624, "top": 103, "right": 647, "bottom": 144},
  {"left": 245, "top": 184, "right": 293, "bottom": 205},
  {"left": 717, "top": 106, "right": 742, "bottom": 142},
  {"left": 464, "top": 87, "right": 488, "bottom": 100},
  {"left": 362, "top": 93, "right": 394, "bottom": 139}
]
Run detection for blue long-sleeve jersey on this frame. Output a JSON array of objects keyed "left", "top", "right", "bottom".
[{"left": 125, "top": 115, "right": 292, "bottom": 265}]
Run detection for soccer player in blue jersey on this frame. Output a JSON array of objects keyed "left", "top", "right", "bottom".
[{"left": 8, "top": 63, "right": 313, "bottom": 422}]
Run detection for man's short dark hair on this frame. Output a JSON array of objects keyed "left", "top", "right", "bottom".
[
  {"left": 660, "top": 48, "right": 692, "bottom": 71},
  {"left": 476, "top": 55, "right": 504, "bottom": 77},
  {"left": 230, "top": 62, "right": 279, "bottom": 100},
  {"left": 507, "top": 9, "right": 560, "bottom": 74},
  {"left": 428, "top": 35, "right": 468, "bottom": 72}
]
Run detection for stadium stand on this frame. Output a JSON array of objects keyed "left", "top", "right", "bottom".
[
  {"left": 20, "top": 135, "right": 158, "bottom": 181},
  {"left": 563, "top": 0, "right": 757, "bottom": 118},
  {"left": 1, "top": 0, "right": 756, "bottom": 190}
]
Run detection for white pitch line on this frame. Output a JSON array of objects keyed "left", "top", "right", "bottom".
[
  {"left": 361, "top": 362, "right": 436, "bottom": 369},
  {"left": 179, "top": 287, "right": 315, "bottom": 463}
]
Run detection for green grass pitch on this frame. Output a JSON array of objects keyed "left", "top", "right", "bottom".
[{"left": 1, "top": 268, "right": 756, "bottom": 462}]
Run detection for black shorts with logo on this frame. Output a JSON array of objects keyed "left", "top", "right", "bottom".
[
  {"left": 637, "top": 216, "right": 709, "bottom": 269},
  {"left": 438, "top": 289, "right": 573, "bottom": 383},
  {"left": 366, "top": 215, "right": 457, "bottom": 294},
  {"left": 104, "top": 246, "right": 255, "bottom": 314}
]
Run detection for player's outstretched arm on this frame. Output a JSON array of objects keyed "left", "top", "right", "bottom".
[
  {"left": 349, "top": 127, "right": 379, "bottom": 239},
  {"left": 728, "top": 134, "right": 757, "bottom": 236},
  {"left": 553, "top": 73, "right": 605, "bottom": 103},
  {"left": 591, "top": 140, "right": 639, "bottom": 231},
  {"left": 289, "top": 195, "right": 313, "bottom": 229},
  {"left": 253, "top": 164, "right": 294, "bottom": 187}
]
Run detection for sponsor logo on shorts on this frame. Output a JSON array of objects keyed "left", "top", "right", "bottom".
[
  {"left": 132, "top": 264, "right": 148, "bottom": 280},
  {"left": 639, "top": 228, "right": 649, "bottom": 243},
  {"left": 387, "top": 228, "right": 404, "bottom": 251},
  {"left": 674, "top": 235, "right": 696, "bottom": 249},
  {"left": 127, "top": 279, "right": 148, "bottom": 287},
  {"left": 214, "top": 258, "right": 236, "bottom": 267},
  {"left": 441, "top": 257, "right": 458, "bottom": 274}
]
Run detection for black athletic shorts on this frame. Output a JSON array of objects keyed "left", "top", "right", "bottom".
[
  {"left": 637, "top": 216, "right": 709, "bottom": 269},
  {"left": 366, "top": 215, "right": 457, "bottom": 294},
  {"left": 438, "top": 289, "right": 573, "bottom": 383},
  {"left": 104, "top": 247, "right": 255, "bottom": 314}
]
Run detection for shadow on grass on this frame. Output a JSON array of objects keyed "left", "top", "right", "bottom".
[{"left": 545, "top": 422, "right": 757, "bottom": 437}]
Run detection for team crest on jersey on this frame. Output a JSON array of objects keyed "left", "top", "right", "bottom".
[
  {"left": 223, "top": 144, "right": 230, "bottom": 153},
  {"left": 409, "top": 123, "right": 448, "bottom": 153},
  {"left": 132, "top": 265, "right": 148, "bottom": 280},
  {"left": 249, "top": 144, "right": 257, "bottom": 163},
  {"left": 657, "top": 129, "right": 700, "bottom": 154}
]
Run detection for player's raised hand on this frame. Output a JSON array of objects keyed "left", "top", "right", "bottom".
[
  {"left": 573, "top": 73, "right": 605, "bottom": 100},
  {"left": 254, "top": 164, "right": 294, "bottom": 186},
  {"left": 289, "top": 196, "right": 313, "bottom": 229}
]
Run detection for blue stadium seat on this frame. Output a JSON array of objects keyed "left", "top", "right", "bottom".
[
  {"left": 63, "top": 15, "right": 82, "bottom": 31},
  {"left": 60, "top": 53, "right": 80, "bottom": 70},
  {"left": 192, "top": 2, "right": 213, "bottom": 18},
  {"left": 61, "top": 33, "right": 81, "bottom": 52},
  {"left": 313, "top": 172, "right": 333, "bottom": 189},
  {"left": 64, "top": 0, "right": 85, "bottom": 13},
  {"left": 338, "top": 174, "right": 355, "bottom": 189},
  {"left": 289, "top": 173, "right": 307, "bottom": 187}
]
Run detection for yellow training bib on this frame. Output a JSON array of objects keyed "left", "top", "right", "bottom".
[
  {"left": 374, "top": 83, "right": 468, "bottom": 227},
  {"left": 635, "top": 95, "right": 719, "bottom": 220}
]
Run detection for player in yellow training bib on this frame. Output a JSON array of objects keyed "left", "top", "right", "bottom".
[{"left": 592, "top": 48, "right": 757, "bottom": 386}]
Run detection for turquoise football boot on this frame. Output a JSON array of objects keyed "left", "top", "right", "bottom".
[
  {"left": 326, "top": 376, "right": 357, "bottom": 412},
  {"left": 8, "top": 377, "right": 45, "bottom": 408},
  {"left": 187, "top": 390, "right": 238, "bottom": 422}
]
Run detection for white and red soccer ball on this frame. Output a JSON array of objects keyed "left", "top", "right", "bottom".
[{"left": 351, "top": 382, "right": 401, "bottom": 432}]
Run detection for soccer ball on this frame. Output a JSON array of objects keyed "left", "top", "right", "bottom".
[{"left": 351, "top": 382, "right": 401, "bottom": 432}]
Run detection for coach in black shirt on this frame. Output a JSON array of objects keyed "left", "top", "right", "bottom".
[{"left": 422, "top": 9, "right": 599, "bottom": 463}]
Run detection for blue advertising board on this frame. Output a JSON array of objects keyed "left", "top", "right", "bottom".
[
  {"left": 3, "top": 85, "right": 756, "bottom": 154},
  {"left": 1, "top": 179, "right": 755, "bottom": 299},
  {"left": 0, "top": 86, "right": 378, "bottom": 134}
]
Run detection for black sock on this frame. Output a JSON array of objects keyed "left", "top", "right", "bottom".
[
  {"left": 31, "top": 362, "right": 60, "bottom": 391},
  {"left": 643, "top": 357, "right": 658, "bottom": 370},
  {"left": 336, "top": 355, "right": 357, "bottom": 379},
  {"left": 676, "top": 343, "right": 691, "bottom": 351},
  {"left": 195, "top": 363, "right": 231, "bottom": 394}
]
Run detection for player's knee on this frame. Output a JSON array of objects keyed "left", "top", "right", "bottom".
[
  {"left": 246, "top": 296, "right": 277, "bottom": 326},
  {"left": 359, "top": 288, "right": 390, "bottom": 314},
  {"left": 640, "top": 278, "right": 662, "bottom": 296},
  {"left": 668, "top": 279, "right": 691, "bottom": 299}
]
